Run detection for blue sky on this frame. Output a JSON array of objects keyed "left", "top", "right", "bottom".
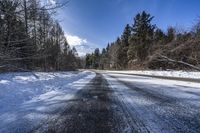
[{"left": 53, "top": 0, "right": 200, "bottom": 56}]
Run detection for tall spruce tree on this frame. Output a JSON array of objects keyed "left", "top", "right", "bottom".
[
  {"left": 129, "top": 11, "right": 155, "bottom": 61},
  {"left": 119, "top": 24, "right": 131, "bottom": 68}
]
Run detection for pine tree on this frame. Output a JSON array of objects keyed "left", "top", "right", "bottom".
[
  {"left": 106, "top": 43, "right": 110, "bottom": 52},
  {"left": 166, "top": 27, "right": 175, "bottom": 43},
  {"left": 100, "top": 48, "right": 108, "bottom": 69},
  {"left": 129, "top": 11, "right": 155, "bottom": 61},
  {"left": 94, "top": 48, "right": 100, "bottom": 68},
  {"left": 154, "top": 28, "right": 165, "bottom": 43},
  {"left": 119, "top": 24, "right": 131, "bottom": 68}
]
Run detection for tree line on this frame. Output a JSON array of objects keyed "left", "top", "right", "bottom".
[
  {"left": 0, "top": 0, "right": 81, "bottom": 72},
  {"left": 85, "top": 11, "right": 200, "bottom": 71}
]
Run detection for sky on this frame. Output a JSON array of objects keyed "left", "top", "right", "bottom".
[{"left": 52, "top": 0, "right": 200, "bottom": 56}]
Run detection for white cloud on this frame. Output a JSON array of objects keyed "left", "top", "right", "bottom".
[
  {"left": 65, "top": 34, "right": 87, "bottom": 47},
  {"left": 75, "top": 45, "right": 95, "bottom": 56},
  {"left": 65, "top": 34, "right": 102, "bottom": 56}
]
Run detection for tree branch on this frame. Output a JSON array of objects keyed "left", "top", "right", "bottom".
[{"left": 157, "top": 54, "right": 200, "bottom": 71}]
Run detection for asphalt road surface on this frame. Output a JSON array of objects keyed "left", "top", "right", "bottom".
[{"left": 34, "top": 72, "right": 200, "bottom": 133}]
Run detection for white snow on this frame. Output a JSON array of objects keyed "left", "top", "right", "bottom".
[
  {"left": 103, "top": 73, "right": 200, "bottom": 132},
  {"left": 105, "top": 73, "right": 200, "bottom": 102},
  {"left": 0, "top": 71, "right": 95, "bottom": 132},
  {"left": 105, "top": 70, "right": 200, "bottom": 79}
]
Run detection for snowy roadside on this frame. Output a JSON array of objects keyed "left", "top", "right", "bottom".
[
  {"left": 0, "top": 71, "right": 95, "bottom": 132},
  {"left": 104, "top": 70, "right": 200, "bottom": 80}
]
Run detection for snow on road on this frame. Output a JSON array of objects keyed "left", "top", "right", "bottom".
[
  {"left": 105, "top": 70, "right": 200, "bottom": 79},
  {"left": 103, "top": 72, "right": 200, "bottom": 132},
  {"left": 1, "top": 70, "right": 200, "bottom": 132},
  {"left": 0, "top": 71, "right": 95, "bottom": 132}
]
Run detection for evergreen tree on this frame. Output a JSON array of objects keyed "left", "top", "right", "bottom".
[
  {"left": 115, "top": 37, "right": 122, "bottom": 69},
  {"left": 119, "top": 24, "right": 131, "bottom": 68},
  {"left": 166, "top": 27, "right": 176, "bottom": 43},
  {"left": 129, "top": 11, "right": 155, "bottom": 61},
  {"left": 99, "top": 48, "right": 107, "bottom": 69},
  {"left": 94, "top": 48, "right": 100, "bottom": 68},
  {"left": 154, "top": 28, "right": 166, "bottom": 43},
  {"left": 106, "top": 43, "right": 110, "bottom": 52}
]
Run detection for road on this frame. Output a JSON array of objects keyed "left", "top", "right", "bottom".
[{"left": 33, "top": 71, "right": 200, "bottom": 133}]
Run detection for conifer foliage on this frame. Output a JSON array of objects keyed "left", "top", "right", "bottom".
[{"left": 86, "top": 11, "right": 200, "bottom": 70}]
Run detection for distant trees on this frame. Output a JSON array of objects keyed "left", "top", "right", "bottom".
[
  {"left": 154, "top": 28, "right": 165, "bottom": 44},
  {"left": 86, "top": 11, "right": 200, "bottom": 71},
  {"left": 0, "top": 0, "right": 79, "bottom": 71},
  {"left": 166, "top": 27, "right": 176, "bottom": 43},
  {"left": 85, "top": 48, "right": 100, "bottom": 69}
]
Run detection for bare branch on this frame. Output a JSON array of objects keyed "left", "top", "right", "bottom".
[{"left": 157, "top": 54, "right": 200, "bottom": 71}]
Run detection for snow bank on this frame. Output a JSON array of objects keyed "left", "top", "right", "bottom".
[
  {"left": 0, "top": 71, "right": 95, "bottom": 132},
  {"left": 105, "top": 70, "right": 200, "bottom": 79}
]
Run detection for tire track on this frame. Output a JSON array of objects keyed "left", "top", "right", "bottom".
[
  {"left": 105, "top": 74, "right": 200, "bottom": 133},
  {"left": 34, "top": 73, "right": 131, "bottom": 133}
]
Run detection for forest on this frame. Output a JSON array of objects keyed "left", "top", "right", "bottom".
[
  {"left": 2, "top": 0, "right": 200, "bottom": 72},
  {"left": 85, "top": 11, "right": 200, "bottom": 71},
  {"left": 0, "top": 0, "right": 81, "bottom": 71}
]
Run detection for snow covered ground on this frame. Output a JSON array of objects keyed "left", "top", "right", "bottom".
[
  {"left": 105, "top": 70, "right": 200, "bottom": 79},
  {"left": 1, "top": 70, "right": 200, "bottom": 132},
  {"left": 103, "top": 72, "right": 200, "bottom": 132},
  {"left": 0, "top": 71, "right": 95, "bottom": 132}
]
